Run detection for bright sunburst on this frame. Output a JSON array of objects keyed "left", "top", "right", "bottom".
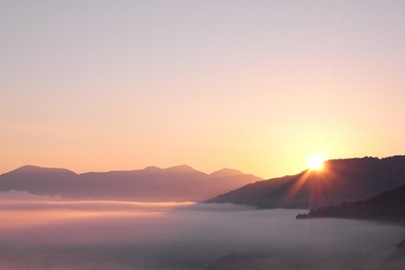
[{"left": 307, "top": 153, "right": 326, "bottom": 171}]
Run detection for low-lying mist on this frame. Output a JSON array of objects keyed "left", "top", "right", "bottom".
[{"left": 0, "top": 194, "right": 404, "bottom": 270}]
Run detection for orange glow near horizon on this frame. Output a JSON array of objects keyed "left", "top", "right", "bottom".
[{"left": 1, "top": 1, "right": 404, "bottom": 180}]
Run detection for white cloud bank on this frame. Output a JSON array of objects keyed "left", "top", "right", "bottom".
[{"left": 0, "top": 201, "right": 404, "bottom": 270}]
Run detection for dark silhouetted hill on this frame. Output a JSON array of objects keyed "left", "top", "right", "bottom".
[
  {"left": 0, "top": 165, "right": 261, "bottom": 202},
  {"left": 206, "top": 156, "right": 405, "bottom": 209},
  {"left": 296, "top": 183, "right": 405, "bottom": 222}
]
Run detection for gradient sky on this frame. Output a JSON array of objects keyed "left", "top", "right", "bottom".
[{"left": 1, "top": 1, "right": 404, "bottom": 178}]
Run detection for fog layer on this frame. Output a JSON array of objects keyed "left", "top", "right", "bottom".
[{"left": 0, "top": 198, "right": 404, "bottom": 270}]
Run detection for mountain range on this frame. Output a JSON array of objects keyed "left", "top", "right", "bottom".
[
  {"left": 0, "top": 165, "right": 261, "bottom": 202},
  {"left": 206, "top": 156, "right": 405, "bottom": 209},
  {"left": 3, "top": 155, "right": 405, "bottom": 207}
]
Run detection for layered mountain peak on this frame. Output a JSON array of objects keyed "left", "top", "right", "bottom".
[
  {"left": 143, "top": 166, "right": 161, "bottom": 171},
  {"left": 210, "top": 168, "right": 243, "bottom": 177},
  {"left": 6, "top": 165, "right": 77, "bottom": 176},
  {"left": 165, "top": 165, "right": 200, "bottom": 173}
]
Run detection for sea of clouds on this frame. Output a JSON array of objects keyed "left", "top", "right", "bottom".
[{"left": 0, "top": 192, "right": 404, "bottom": 270}]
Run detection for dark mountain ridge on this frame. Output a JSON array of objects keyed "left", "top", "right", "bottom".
[
  {"left": 206, "top": 156, "right": 405, "bottom": 209},
  {"left": 296, "top": 183, "right": 405, "bottom": 223},
  {"left": 0, "top": 165, "right": 261, "bottom": 202}
]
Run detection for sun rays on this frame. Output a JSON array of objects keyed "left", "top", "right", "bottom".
[
  {"left": 280, "top": 154, "right": 335, "bottom": 208},
  {"left": 307, "top": 153, "right": 326, "bottom": 171}
]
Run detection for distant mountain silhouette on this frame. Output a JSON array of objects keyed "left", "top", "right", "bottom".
[
  {"left": 206, "top": 156, "right": 405, "bottom": 209},
  {"left": 296, "top": 183, "right": 405, "bottom": 222},
  {"left": 0, "top": 165, "right": 261, "bottom": 202},
  {"left": 209, "top": 168, "right": 244, "bottom": 177}
]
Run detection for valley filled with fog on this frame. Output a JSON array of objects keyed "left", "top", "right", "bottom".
[{"left": 0, "top": 194, "right": 404, "bottom": 270}]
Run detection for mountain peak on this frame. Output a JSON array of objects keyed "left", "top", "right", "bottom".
[
  {"left": 165, "top": 165, "right": 196, "bottom": 172},
  {"left": 144, "top": 166, "right": 161, "bottom": 171},
  {"left": 14, "top": 165, "right": 40, "bottom": 172},
  {"left": 10, "top": 165, "right": 77, "bottom": 175},
  {"left": 210, "top": 168, "right": 243, "bottom": 177}
]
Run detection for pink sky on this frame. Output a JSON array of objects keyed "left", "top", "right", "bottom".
[{"left": 1, "top": 1, "right": 404, "bottom": 178}]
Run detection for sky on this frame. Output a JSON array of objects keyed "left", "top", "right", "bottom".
[{"left": 1, "top": 1, "right": 404, "bottom": 178}]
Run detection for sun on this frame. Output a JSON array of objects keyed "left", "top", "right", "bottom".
[{"left": 307, "top": 153, "right": 326, "bottom": 171}]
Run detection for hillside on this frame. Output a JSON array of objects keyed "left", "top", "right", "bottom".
[
  {"left": 296, "top": 183, "right": 405, "bottom": 222},
  {"left": 206, "top": 156, "right": 405, "bottom": 209},
  {"left": 0, "top": 165, "right": 261, "bottom": 202}
]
